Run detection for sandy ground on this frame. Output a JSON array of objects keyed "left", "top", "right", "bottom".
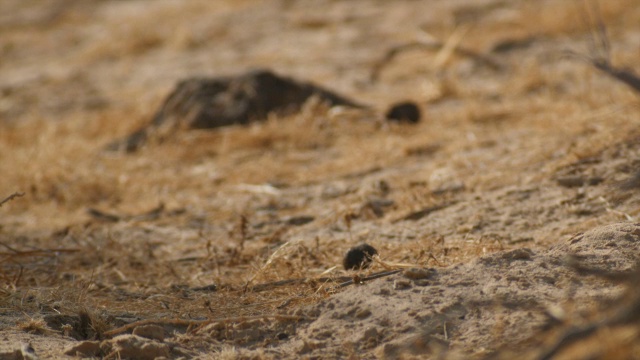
[{"left": 3, "top": 0, "right": 640, "bottom": 358}]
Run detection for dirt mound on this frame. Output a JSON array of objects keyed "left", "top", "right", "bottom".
[
  {"left": 228, "top": 223, "right": 639, "bottom": 359},
  {"left": 108, "top": 69, "right": 363, "bottom": 152}
]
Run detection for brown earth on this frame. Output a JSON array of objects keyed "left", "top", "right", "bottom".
[{"left": 2, "top": 0, "right": 640, "bottom": 359}]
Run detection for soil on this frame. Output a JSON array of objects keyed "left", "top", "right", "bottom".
[{"left": 2, "top": 0, "right": 640, "bottom": 359}]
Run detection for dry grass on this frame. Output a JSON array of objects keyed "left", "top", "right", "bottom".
[{"left": 17, "top": 317, "right": 55, "bottom": 335}]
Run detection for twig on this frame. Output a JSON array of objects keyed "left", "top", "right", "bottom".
[
  {"left": 429, "top": 253, "right": 444, "bottom": 267},
  {"left": 537, "top": 291, "right": 640, "bottom": 360},
  {"left": 104, "top": 318, "right": 196, "bottom": 337},
  {"left": 250, "top": 269, "right": 404, "bottom": 292},
  {"left": 0, "top": 241, "right": 79, "bottom": 257},
  {"left": 432, "top": 25, "right": 472, "bottom": 70},
  {"left": 590, "top": 62, "right": 640, "bottom": 93},
  {"left": 372, "top": 255, "right": 418, "bottom": 270},
  {"left": 132, "top": 203, "right": 165, "bottom": 221},
  {"left": 566, "top": 255, "right": 636, "bottom": 283},
  {"left": 0, "top": 192, "right": 24, "bottom": 207},
  {"left": 87, "top": 203, "right": 166, "bottom": 222},
  {"left": 537, "top": 260, "right": 640, "bottom": 359},
  {"left": 394, "top": 202, "right": 456, "bottom": 222},
  {"left": 244, "top": 241, "right": 292, "bottom": 291},
  {"left": 566, "top": 0, "right": 640, "bottom": 93},
  {"left": 337, "top": 269, "right": 403, "bottom": 288},
  {"left": 370, "top": 39, "right": 503, "bottom": 83},
  {"left": 86, "top": 208, "right": 122, "bottom": 222},
  {"left": 0, "top": 241, "right": 20, "bottom": 253},
  {"left": 250, "top": 275, "right": 350, "bottom": 292},
  {"left": 12, "top": 265, "right": 23, "bottom": 287},
  {"left": 103, "top": 314, "right": 315, "bottom": 338}
]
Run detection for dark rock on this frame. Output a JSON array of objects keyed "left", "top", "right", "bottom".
[
  {"left": 385, "top": 101, "right": 420, "bottom": 123},
  {"left": 491, "top": 36, "right": 537, "bottom": 53},
  {"left": 286, "top": 215, "right": 315, "bottom": 226},
  {"left": 343, "top": 243, "right": 378, "bottom": 270},
  {"left": 109, "top": 69, "right": 363, "bottom": 152}
]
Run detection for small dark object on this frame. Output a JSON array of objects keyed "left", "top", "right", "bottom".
[
  {"left": 86, "top": 203, "right": 165, "bottom": 222},
  {"left": 286, "top": 215, "right": 315, "bottom": 226},
  {"left": 343, "top": 243, "right": 378, "bottom": 270},
  {"left": 191, "top": 284, "right": 218, "bottom": 292},
  {"left": 86, "top": 208, "right": 121, "bottom": 222},
  {"left": 398, "top": 202, "right": 454, "bottom": 222},
  {"left": 491, "top": 36, "right": 536, "bottom": 53},
  {"left": 566, "top": 1, "right": 640, "bottom": 95},
  {"left": 0, "top": 191, "right": 24, "bottom": 207},
  {"left": 385, "top": 102, "right": 420, "bottom": 123}
]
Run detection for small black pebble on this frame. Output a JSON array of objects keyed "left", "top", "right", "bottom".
[
  {"left": 385, "top": 101, "right": 421, "bottom": 123},
  {"left": 277, "top": 332, "right": 289, "bottom": 340},
  {"left": 343, "top": 243, "right": 378, "bottom": 270}
]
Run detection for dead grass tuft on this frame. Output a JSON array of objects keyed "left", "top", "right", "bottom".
[{"left": 17, "top": 317, "right": 55, "bottom": 335}]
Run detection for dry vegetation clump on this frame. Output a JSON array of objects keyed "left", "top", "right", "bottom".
[{"left": 17, "top": 317, "right": 55, "bottom": 336}]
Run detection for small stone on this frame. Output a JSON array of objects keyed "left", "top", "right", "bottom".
[
  {"left": 286, "top": 215, "right": 315, "bottom": 226},
  {"left": 386, "top": 101, "right": 421, "bottom": 123},
  {"left": 343, "top": 244, "right": 378, "bottom": 270}
]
